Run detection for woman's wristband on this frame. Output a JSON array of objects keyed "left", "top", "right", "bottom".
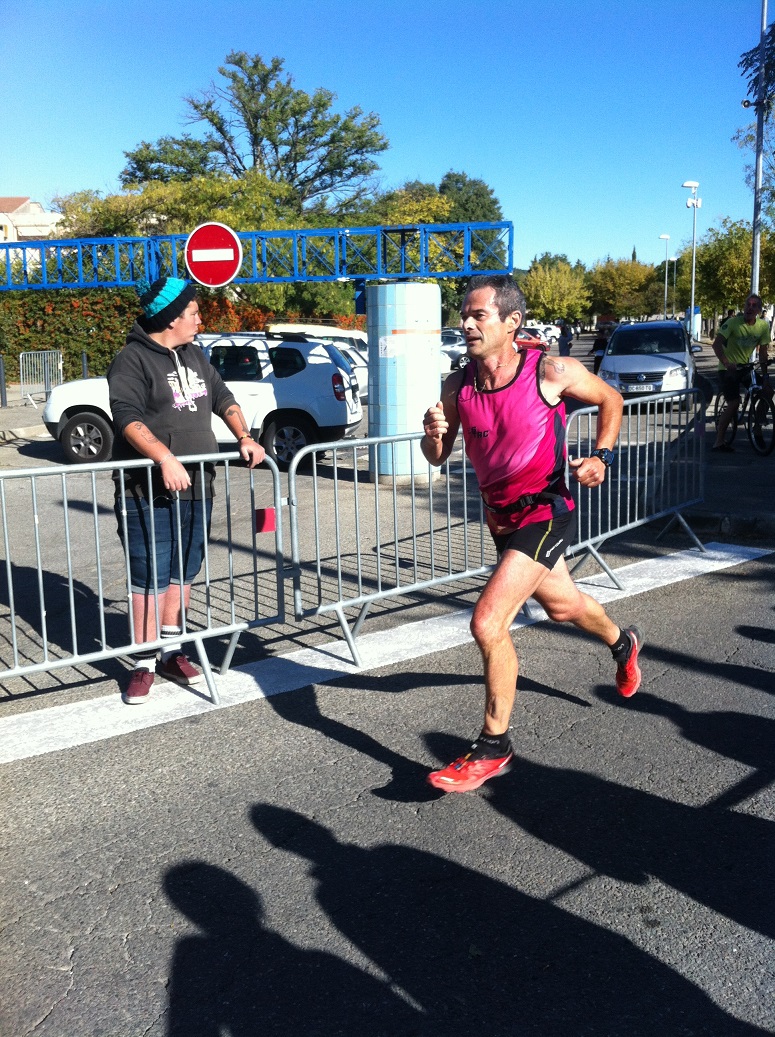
[{"left": 238, "top": 434, "right": 253, "bottom": 443}]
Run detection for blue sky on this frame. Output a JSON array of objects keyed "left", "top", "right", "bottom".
[{"left": 1, "top": 0, "right": 767, "bottom": 270}]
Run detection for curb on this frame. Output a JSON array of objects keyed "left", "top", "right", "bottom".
[{"left": 0, "top": 425, "right": 51, "bottom": 444}]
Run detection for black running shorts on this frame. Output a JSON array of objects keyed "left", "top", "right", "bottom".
[{"left": 491, "top": 509, "right": 577, "bottom": 570}]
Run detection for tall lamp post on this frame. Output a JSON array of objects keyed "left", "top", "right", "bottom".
[
  {"left": 682, "top": 181, "right": 701, "bottom": 341},
  {"left": 742, "top": 0, "right": 769, "bottom": 293},
  {"left": 669, "top": 256, "right": 678, "bottom": 317},
  {"left": 659, "top": 234, "right": 670, "bottom": 320}
]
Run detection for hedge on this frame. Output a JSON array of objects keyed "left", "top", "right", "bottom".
[{"left": 0, "top": 288, "right": 366, "bottom": 381}]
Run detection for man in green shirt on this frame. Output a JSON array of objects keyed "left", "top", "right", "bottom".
[{"left": 711, "top": 293, "right": 771, "bottom": 451}]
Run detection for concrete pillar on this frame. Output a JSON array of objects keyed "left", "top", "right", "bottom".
[{"left": 366, "top": 282, "right": 441, "bottom": 479}]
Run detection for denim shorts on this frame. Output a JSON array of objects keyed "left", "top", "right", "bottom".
[{"left": 115, "top": 494, "right": 213, "bottom": 594}]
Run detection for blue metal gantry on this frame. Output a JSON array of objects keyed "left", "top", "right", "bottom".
[{"left": 0, "top": 222, "right": 512, "bottom": 292}]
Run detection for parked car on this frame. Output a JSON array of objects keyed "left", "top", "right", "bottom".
[
  {"left": 441, "top": 327, "right": 466, "bottom": 349},
  {"left": 42, "top": 333, "right": 363, "bottom": 469},
  {"left": 338, "top": 346, "right": 369, "bottom": 403},
  {"left": 525, "top": 321, "right": 561, "bottom": 345},
  {"left": 516, "top": 328, "right": 549, "bottom": 352},
  {"left": 597, "top": 320, "right": 701, "bottom": 400},
  {"left": 440, "top": 328, "right": 468, "bottom": 371},
  {"left": 267, "top": 322, "right": 368, "bottom": 354}
]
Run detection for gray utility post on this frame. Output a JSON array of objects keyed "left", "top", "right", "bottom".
[{"left": 750, "top": 0, "right": 769, "bottom": 295}]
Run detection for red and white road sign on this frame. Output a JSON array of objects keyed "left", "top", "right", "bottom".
[{"left": 184, "top": 222, "right": 243, "bottom": 288}]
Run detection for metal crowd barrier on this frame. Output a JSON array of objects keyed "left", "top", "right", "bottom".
[
  {"left": 565, "top": 388, "right": 706, "bottom": 587},
  {"left": 19, "top": 349, "right": 63, "bottom": 406},
  {"left": 287, "top": 390, "right": 705, "bottom": 663},
  {"left": 0, "top": 452, "right": 284, "bottom": 703},
  {"left": 287, "top": 433, "right": 492, "bottom": 667},
  {"left": 0, "top": 391, "right": 706, "bottom": 694}
]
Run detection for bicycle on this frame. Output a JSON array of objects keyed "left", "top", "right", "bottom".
[{"left": 710, "top": 362, "right": 775, "bottom": 456}]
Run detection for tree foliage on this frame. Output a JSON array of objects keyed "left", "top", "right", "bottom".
[
  {"left": 53, "top": 172, "right": 295, "bottom": 239},
  {"left": 521, "top": 256, "right": 590, "bottom": 321},
  {"left": 439, "top": 171, "right": 503, "bottom": 224},
  {"left": 585, "top": 258, "right": 657, "bottom": 318},
  {"left": 739, "top": 24, "right": 775, "bottom": 111},
  {"left": 690, "top": 218, "right": 773, "bottom": 315},
  {"left": 120, "top": 51, "right": 389, "bottom": 214},
  {"left": 364, "top": 180, "right": 453, "bottom": 226}
]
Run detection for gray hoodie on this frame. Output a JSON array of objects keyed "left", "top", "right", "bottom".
[{"left": 108, "top": 322, "right": 236, "bottom": 499}]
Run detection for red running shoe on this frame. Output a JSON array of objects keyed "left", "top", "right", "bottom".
[
  {"left": 157, "top": 653, "right": 204, "bottom": 687},
  {"left": 427, "top": 747, "right": 514, "bottom": 793},
  {"left": 616, "top": 627, "right": 643, "bottom": 698}
]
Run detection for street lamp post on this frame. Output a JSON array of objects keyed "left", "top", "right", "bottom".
[
  {"left": 682, "top": 181, "right": 701, "bottom": 341},
  {"left": 669, "top": 256, "right": 677, "bottom": 317},
  {"left": 659, "top": 234, "right": 670, "bottom": 320}
]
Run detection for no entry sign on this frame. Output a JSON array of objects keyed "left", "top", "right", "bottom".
[{"left": 184, "top": 222, "right": 243, "bottom": 287}]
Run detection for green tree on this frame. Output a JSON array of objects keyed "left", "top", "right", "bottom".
[
  {"left": 53, "top": 172, "right": 296, "bottom": 238},
  {"left": 437, "top": 172, "right": 505, "bottom": 324},
  {"left": 689, "top": 219, "right": 773, "bottom": 320},
  {"left": 439, "top": 171, "right": 503, "bottom": 224},
  {"left": 522, "top": 257, "right": 589, "bottom": 321},
  {"left": 120, "top": 51, "right": 388, "bottom": 214},
  {"left": 736, "top": 30, "right": 775, "bottom": 222},
  {"left": 585, "top": 258, "right": 657, "bottom": 318}
]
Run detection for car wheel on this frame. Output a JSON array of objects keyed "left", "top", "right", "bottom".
[
  {"left": 60, "top": 413, "right": 114, "bottom": 464},
  {"left": 453, "top": 355, "right": 471, "bottom": 370},
  {"left": 261, "top": 414, "right": 315, "bottom": 470}
]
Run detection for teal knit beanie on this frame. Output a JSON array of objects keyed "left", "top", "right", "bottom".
[{"left": 136, "top": 277, "right": 197, "bottom": 332}]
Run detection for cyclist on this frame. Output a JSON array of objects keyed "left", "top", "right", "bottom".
[{"left": 711, "top": 294, "right": 772, "bottom": 452}]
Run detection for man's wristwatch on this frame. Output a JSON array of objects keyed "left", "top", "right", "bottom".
[{"left": 591, "top": 448, "right": 615, "bottom": 467}]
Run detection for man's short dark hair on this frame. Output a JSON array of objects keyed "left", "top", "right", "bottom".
[{"left": 465, "top": 275, "right": 526, "bottom": 323}]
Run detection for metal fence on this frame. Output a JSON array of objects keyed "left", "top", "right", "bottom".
[
  {"left": 287, "top": 433, "right": 492, "bottom": 667},
  {"left": 0, "top": 453, "right": 284, "bottom": 702},
  {"left": 287, "top": 390, "right": 705, "bottom": 663},
  {"left": 565, "top": 388, "right": 705, "bottom": 587},
  {"left": 0, "top": 391, "right": 705, "bottom": 695},
  {"left": 19, "top": 349, "right": 63, "bottom": 405}
]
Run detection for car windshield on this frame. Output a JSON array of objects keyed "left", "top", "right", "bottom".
[{"left": 608, "top": 328, "right": 686, "bottom": 356}]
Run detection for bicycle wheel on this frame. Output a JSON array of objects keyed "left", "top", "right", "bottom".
[
  {"left": 711, "top": 393, "right": 739, "bottom": 445},
  {"left": 746, "top": 390, "right": 775, "bottom": 455}
]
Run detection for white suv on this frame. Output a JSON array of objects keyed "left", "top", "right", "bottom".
[{"left": 42, "top": 332, "right": 363, "bottom": 469}]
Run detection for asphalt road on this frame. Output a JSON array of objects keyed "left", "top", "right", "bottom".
[{"left": 0, "top": 338, "right": 773, "bottom": 1036}]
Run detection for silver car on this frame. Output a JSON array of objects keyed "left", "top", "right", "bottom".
[{"left": 598, "top": 320, "right": 701, "bottom": 399}]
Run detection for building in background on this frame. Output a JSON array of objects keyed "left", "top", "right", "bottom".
[{"left": 0, "top": 197, "right": 62, "bottom": 242}]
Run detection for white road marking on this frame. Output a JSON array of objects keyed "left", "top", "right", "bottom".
[{"left": 0, "top": 542, "right": 770, "bottom": 764}]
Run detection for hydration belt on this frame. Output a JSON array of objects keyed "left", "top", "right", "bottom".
[{"left": 481, "top": 475, "right": 564, "bottom": 516}]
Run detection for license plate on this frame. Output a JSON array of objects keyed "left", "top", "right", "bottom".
[{"left": 629, "top": 384, "right": 656, "bottom": 392}]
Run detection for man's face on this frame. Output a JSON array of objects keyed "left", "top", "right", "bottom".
[
  {"left": 744, "top": 296, "right": 763, "bottom": 323},
  {"left": 170, "top": 300, "right": 202, "bottom": 345},
  {"left": 461, "top": 287, "right": 519, "bottom": 358}
]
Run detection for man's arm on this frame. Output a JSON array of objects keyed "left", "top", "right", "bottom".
[
  {"left": 421, "top": 370, "right": 463, "bottom": 467},
  {"left": 712, "top": 331, "right": 734, "bottom": 371},
  {"left": 540, "top": 355, "right": 623, "bottom": 487}
]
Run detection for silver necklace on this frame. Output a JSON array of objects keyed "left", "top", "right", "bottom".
[{"left": 474, "top": 355, "right": 516, "bottom": 392}]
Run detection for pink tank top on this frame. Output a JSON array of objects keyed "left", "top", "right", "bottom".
[{"left": 457, "top": 349, "right": 574, "bottom": 532}]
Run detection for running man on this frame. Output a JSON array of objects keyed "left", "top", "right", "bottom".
[{"left": 421, "top": 275, "right": 643, "bottom": 793}]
